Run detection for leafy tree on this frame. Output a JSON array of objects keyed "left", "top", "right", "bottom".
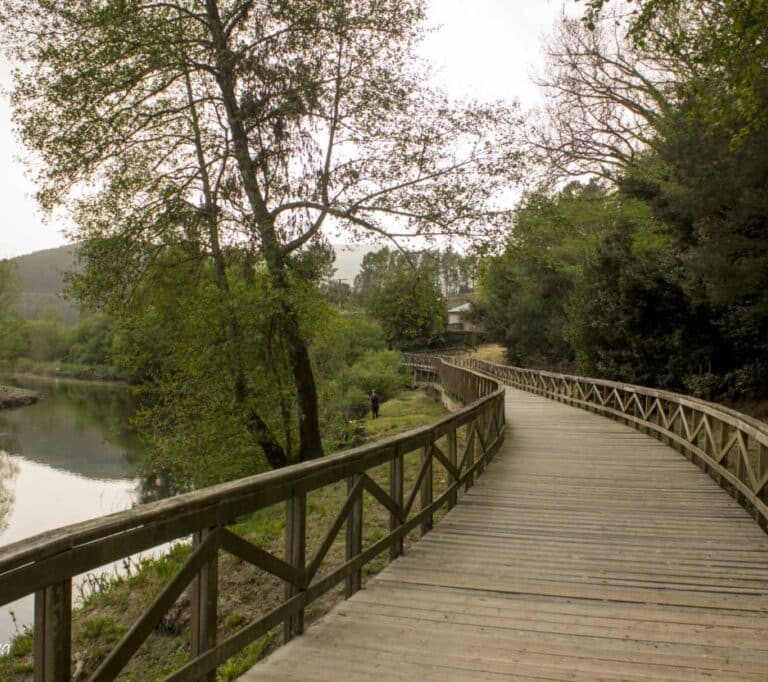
[
  {"left": 67, "top": 314, "right": 114, "bottom": 366},
  {"left": 340, "top": 350, "right": 408, "bottom": 402},
  {"left": 355, "top": 248, "right": 446, "bottom": 349},
  {"left": 475, "top": 182, "right": 634, "bottom": 367},
  {"left": 373, "top": 273, "right": 446, "bottom": 349},
  {"left": 477, "top": 253, "right": 573, "bottom": 368},
  {"left": 320, "top": 279, "right": 353, "bottom": 309},
  {"left": 608, "top": 1, "right": 768, "bottom": 397},
  {"left": 311, "top": 312, "right": 405, "bottom": 448},
  {"left": 311, "top": 312, "right": 386, "bottom": 382},
  {"left": 438, "top": 246, "right": 477, "bottom": 295},
  {"left": 568, "top": 220, "right": 715, "bottom": 388},
  {"left": 25, "top": 316, "right": 69, "bottom": 362},
  {"left": 353, "top": 249, "right": 394, "bottom": 308},
  {"left": 321, "top": 348, "right": 408, "bottom": 444},
  {"left": 579, "top": 0, "right": 768, "bottom": 138},
  {"left": 106, "top": 246, "right": 325, "bottom": 479},
  {"left": 514, "top": 0, "right": 768, "bottom": 400},
  {"left": 527, "top": 12, "right": 677, "bottom": 184},
  {"left": 3, "top": 0, "right": 521, "bottom": 467}
]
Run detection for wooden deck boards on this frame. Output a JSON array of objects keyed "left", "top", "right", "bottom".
[{"left": 244, "top": 388, "right": 768, "bottom": 680}]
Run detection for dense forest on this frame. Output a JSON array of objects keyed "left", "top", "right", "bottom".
[{"left": 475, "top": 0, "right": 768, "bottom": 403}]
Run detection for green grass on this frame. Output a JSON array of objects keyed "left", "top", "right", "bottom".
[
  {"left": 361, "top": 389, "right": 447, "bottom": 440},
  {"left": 82, "top": 617, "right": 126, "bottom": 643},
  {"left": 0, "top": 386, "right": 451, "bottom": 681},
  {"left": 9, "top": 632, "right": 32, "bottom": 658},
  {"left": 469, "top": 343, "right": 507, "bottom": 364},
  {"left": 217, "top": 636, "right": 272, "bottom": 681}
]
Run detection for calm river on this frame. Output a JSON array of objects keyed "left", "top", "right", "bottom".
[{"left": 0, "top": 375, "right": 168, "bottom": 645}]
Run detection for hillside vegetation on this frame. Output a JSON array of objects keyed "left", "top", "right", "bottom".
[{"left": 11, "top": 245, "right": 79, "bottom": 324}]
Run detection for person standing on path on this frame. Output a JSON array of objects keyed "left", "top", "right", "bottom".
[{"left": 369, "top": 389, "right": 380, "bottom": 419}]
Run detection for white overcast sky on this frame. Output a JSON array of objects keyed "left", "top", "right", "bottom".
[{"left": 0, "top": 0, "right": 579, "bottom": 260}]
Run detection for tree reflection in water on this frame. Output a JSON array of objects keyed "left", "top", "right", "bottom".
[
  {"left": 0, "top": 451, "right": 20, "bottom": 532},
  {"left": 0, "top": 377, "right": 184, "bottom": 511}
]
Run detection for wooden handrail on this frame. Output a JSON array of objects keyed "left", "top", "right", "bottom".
[
  {"left": 0, "top": 358, "right": 505, "bottom": 681},
  {"left": 429, "top": 354, "right": 768, "bottom": 531}
]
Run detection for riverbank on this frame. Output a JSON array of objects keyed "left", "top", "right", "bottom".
[
  {"left": 0, "top": 388, "right": 451, "bottom": 680},
  {"left": 0, "top": 385, "right": 39, "bottom": 410},
  {"left": 0, "top": 361, "right": 125, "bottom": 384}
]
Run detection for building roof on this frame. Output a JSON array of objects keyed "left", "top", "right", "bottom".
[{"left": 448, "top": 302, "right": 472, "bottom": 313}]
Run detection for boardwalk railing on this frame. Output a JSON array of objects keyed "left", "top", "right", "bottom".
[
  {"left": 421, "top": 354, "right": 767, "bottom": 530},
  {"left": 0, "top": 358, "right": 504, "bottom": 681}
]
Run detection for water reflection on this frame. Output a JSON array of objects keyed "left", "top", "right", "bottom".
[
  {"left": 0, "top": 452, "right": 19, "bottom": 533},
  {"left": 0, "top": 376, "right": 143, "bottom": 480},
  {"left": 0, "top": 375, "right": 175, "bottom": 644}
]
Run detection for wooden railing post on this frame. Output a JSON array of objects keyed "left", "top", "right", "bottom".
[
  {"left": 683, "top": 406, "right": 694, "bottom": 461},
  {"left": 345, "top": 475, "right": 363, "bottom": 598},
  {"left": 190, "top": 528, "right": 219, "bottom": 682},
  {"left": 734, "top": 435, "right": 746, "bottom": 505},
  {"left": 465, "top": 423, "right": 475, "bottom": 492},
  {"left": 759, "top": 444, "right": 767, "bottom": 531},
  {"left": 644, "top": 395, "right": 652, "bottom": 434},
  {"left": 674, "top": 406, "right": 684, "bottom": 454},
  {"left": 421, "top": 443, "right": 434, "bottom": 536},
  {"left": 478, "top": 408, "right": 489, "bottom": 474},
  {"left": 447, "top": 426, "right": 458, "bottom": 509},
  {"left": 719, "top": 420, "right": 729, "bottom": 480},
  {"left": 34, "top": 580, "right": 71, "bottom": 682},
  {"left": 389, "top": 447, "right": 404, "bottom": 560},
  {"left": 284, "top": 493, "right": 306, "bottom": 643}
]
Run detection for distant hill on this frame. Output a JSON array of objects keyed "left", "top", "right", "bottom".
[
  {"left": 7, "top": 242, "right": 375, "bottom": 324},
  {"left": 11, "top": 244, "right": 80, "bottom": 324},
  {"left": 13, "top": 244, "right": 78, "bottom": 294}
]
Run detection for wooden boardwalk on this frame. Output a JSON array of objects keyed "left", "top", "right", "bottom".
[{"left": 245, "top": 387, "right": 768, "bottom": 681}]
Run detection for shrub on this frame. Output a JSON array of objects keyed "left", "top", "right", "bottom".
[
  {"left": 342, "top": 387, "right": 370, "bottom": 420},
  {"left": 341, "top": 350, "right": 408, "bottom": 401}
]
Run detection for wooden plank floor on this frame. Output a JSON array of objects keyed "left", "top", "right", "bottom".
[{"left": 244, "top": 388, "right": 768, "bottom": 681}]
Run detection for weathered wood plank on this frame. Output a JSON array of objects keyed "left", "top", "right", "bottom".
[
  {"left": 345, "top": 474, "right": 363, "bottom": 598},
  {"left": 34, "top": 580, "right": 71, "bottom": 682},
  {"left": 190, "top": 528, "right": 218, "bottom": 682},
  {"left": 283, "top": 493, "right": 306, "bottom": 643},
  {"left": 92, "top": 531, "right": 218, "bottom": 681},
  {"left": 389, "top": 447, "right": 404, "bottom": 561},
  {"left": 247, "top": 387, "right": 768, "bottom": 681}
]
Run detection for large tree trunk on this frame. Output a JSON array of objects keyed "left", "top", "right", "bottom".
[
  {"left": 280, "top": 304, "right": 323, "bottom": 460},
  {"left": 205, "top": 0, "right": 324, "bottom": 461},
  {"left": 183, "top": 55, "right": 290, "bottom": 468}
]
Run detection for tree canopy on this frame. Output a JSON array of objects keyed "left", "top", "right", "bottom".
[
  {"left": 354, "top": 248, "right": 447, "bottom": 350},
  {"left": 478, "top": 1, "right": 768, "bottom": 401},
  {"left": 2, "top": 0, "right": 522, "bottom": 468}
]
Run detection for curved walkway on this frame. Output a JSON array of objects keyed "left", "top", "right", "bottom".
[{"left": 245, "top": 387, "right": 768, "bottom": 681}]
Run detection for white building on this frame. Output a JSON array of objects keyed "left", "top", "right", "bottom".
[{"left": 447, "top": 302, "right": 478, "bottom": 332}]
